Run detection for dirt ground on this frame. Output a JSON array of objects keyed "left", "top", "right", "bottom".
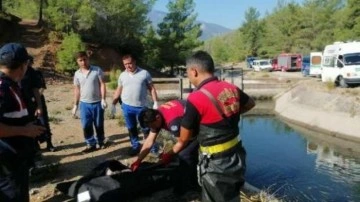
[{"left": 29, "top": 83, "right": 134, "bottom": 202}]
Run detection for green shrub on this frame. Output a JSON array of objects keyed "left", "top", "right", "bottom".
[
  {"left": 56, "top": 32, "right": 85, "bottom": 75},
  {"left": 108, "top": 68, "right": 121, "bottom": 90},
  {"left": 48, "top": 31, "right": 62, "bottom": 43},
  {"left": 325, "top": 80, "right": 335, "bottom": 91},
  {"left": 3, "top": 0, "right": 38, "bottom": 19}
]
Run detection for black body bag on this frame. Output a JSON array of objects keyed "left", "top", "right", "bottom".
[{"left": 56, "top": 159, "right": 179, "bottom": 202}]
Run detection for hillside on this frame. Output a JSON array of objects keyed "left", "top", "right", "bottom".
[{"left": 0, "top": 16, "right": 170, "bottom": 80}]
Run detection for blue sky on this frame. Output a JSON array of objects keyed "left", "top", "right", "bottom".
[{"left": 153, "top": 0, "right": 304, "bottom": 29}]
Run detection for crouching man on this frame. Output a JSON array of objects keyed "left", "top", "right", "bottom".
[{"left": 131, "top": 100, "right": 199, "bottom": 194}]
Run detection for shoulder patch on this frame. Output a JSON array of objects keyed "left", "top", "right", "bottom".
[{"left": 170, "top": 125, "right": 179, "bottom": 132}]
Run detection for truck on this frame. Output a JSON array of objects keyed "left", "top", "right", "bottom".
[
  {"left": 301, "top": 55, "right": 310, "bottom": 76},
  {"left": 276, "top": 53, "right": 302, "bottom": 72},
  {"left": 246, "top": 56, "right": 258, "bottom": 69},
  {"left": 252, "top": 59, "right": 272, "bottom": 72},
  {"left": 271, "top": 58, "right": 279, "bottom": 71},
  {"left": 321, "top": 41, "right": 360, "bottom": 87},
  {"left": 301, "top": 52, "right": 323, "bottom": 77},
  {"left": 309, "top": 52, "right": 322, "bottom": 77}
]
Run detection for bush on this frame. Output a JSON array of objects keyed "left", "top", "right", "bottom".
[
  {"left": 108, "top": 68, "right": 121, "bottom": 90},
  {"left": 56, "top": 32, "right": 85, "bottom": 75},
  {"left": 325, "top": 80, "right": 335, "bottom": 91},
  {"left": 48, "top": 31, "right": 63, "bottom": 43}
]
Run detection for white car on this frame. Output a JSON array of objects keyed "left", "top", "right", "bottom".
[{"left": 252, "top": 59, "right": 273, "bottom": 72}]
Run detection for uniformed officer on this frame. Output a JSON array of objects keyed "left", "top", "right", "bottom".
[
  {"left": 21, "top": 56, "right": 46, "bottom": 165},
  {"left": 160, "top": 51, "right": 255, "bottom": 201},
  {"left": 35, "top": 68, "right": 56, "bottom": 151},
  {"left": 0, "top": 43, "right": 46, "bottom": 202},
  {"left": 131, "top": 100, "right": 199, "bottom": 194}
]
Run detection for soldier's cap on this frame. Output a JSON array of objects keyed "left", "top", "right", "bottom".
[{"left": 0, "top": 43, "right": 31, "bottom": 66}]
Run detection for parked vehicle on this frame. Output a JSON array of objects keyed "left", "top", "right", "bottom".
[
  {"left": 252, "top": 59, "right": 273, "bottom": 72},
  {"left": 276, "top": 53, "right": 302, "bottom": 72},
  {"left": 309, "top": 52, "right": 322, "bottom": 77},
  {"left": 271, "top": 58, "right": 279, "bottom": 71},
  {"left": 246, "top": 56, "right": 258, "bottom": 68},
  {"left": 321, "top": 41, "right": 360, "bottom": 87},
  {"left": 301, "top": 55, "right": 310, "bottom": 76}
]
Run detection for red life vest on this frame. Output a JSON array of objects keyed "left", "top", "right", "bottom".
[{"left": 187, "top": 78, "right": 241, "bottom": 146}]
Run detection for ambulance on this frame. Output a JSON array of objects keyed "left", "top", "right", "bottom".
[{"left": 321, "top": 41, "right": 360, "bottom": 87}]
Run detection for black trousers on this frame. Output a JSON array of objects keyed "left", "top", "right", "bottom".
[
  {"left": 0, "top": 156, "right": 31, "bottom": 202},
  {"left": 174, "top": 139, "right": 199, "bottom": 194},
  {"left": 41, "top": 95, "right": 52, "bottom": 138},
  {"left": 199, "top": 144, "right": 246, "bottom": 202}
]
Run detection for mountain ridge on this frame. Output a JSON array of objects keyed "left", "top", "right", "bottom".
[{"left": 148, "top": 10, "right": 232, "bottom": 41}]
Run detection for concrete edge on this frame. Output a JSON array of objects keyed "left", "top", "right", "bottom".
[
  {"left": 274, "top": 83, "right": 360, "bottom": 144},
  {"left": 275, "top": 111, "right": 360, "bottom": 144}
]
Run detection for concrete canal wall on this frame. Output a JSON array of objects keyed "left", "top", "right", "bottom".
[{"left": 274, "top": 83, "right": 360, "bottom": 142}]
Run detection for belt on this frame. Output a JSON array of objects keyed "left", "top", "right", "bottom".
[{"left": 200, "top": 136, "right": 240, "bottom": 155}]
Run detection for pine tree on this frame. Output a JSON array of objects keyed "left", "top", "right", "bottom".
[
  {"left": 240, "top": 7, "right": 264, "bottom": 57},
  {"left": 336, "top": 0, "right": 360, "bottom": 41},
  {"left": 157, "top": 0, "right": 202, "bottom": 75}
]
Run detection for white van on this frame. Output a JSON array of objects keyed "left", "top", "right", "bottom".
[
  {"left": 309, "top": 52, "right": 322, "bottom": 77},
  {"left": 252, "top": 59, "right": 272, "bottom": 72},
  {"left": 321, "top": 41, "right": 360, "bottom": 87}
]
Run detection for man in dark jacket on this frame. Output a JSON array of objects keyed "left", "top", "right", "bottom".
[{"left": 0, "top": 42, "right": 46, "bottom": 202}]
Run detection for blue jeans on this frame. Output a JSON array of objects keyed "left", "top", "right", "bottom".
[
  {"left": 121, "top": 103, "right": 157, "bottom": 152},
  {"left": 79, "top": 101, "right": 105, "bottom": 146}
]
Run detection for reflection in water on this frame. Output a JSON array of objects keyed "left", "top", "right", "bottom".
[
  {"left": 241, "top": 116, "right": 360, "bottom": 201},
  {"left": 307, "top": 141, "right": 360, "bottom": 184}
]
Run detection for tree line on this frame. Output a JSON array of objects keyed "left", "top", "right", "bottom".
[
  {"left": 202, "top": 0, "right": 360, "bottom": 64},
  {"left": 1, "top": 0, "right": 359, "bottom": 73},
  {"left": 1, "top": 0, "right": 202, "bottom": 75}
]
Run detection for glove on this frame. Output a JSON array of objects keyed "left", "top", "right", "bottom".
[
  {"left": 160, "top": 152, "right": 173, "bottom": 166},
  {"left": 153, "top": 101, "right": 158, "bottom": 109},
  {"left": 110, "top": 104, "right": 116, "bottom": 119},
  {"left": 101, "top": 99, "right": 108, "bottom": 109},
  {"left": 130, "top": 159, "right": 141, "bottom": 172},
  {"left": 71, "top": 105, "right": 78, "bottom": 117}
]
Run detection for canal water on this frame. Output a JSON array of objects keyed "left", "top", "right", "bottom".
[{"left": 241, "top": 116, "right": 360, "bottom": 202}]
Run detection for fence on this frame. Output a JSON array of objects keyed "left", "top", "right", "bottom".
[
  {"left": 153, "top": 67, "right": 244, "bottom": 100},
  {"left": 217, "top": 67, "right": 244, "bottom": 90},
  {"left": 152, "top": 78, "right": 188, "bottom": 100}
]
